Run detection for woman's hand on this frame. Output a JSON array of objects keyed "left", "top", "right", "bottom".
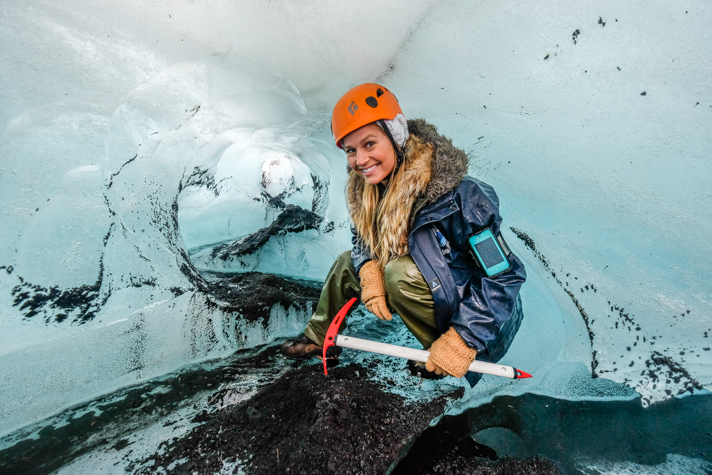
[
  {"left": 425, "top": 327, "right": 477, "bottom": 378},
  {"left": 359, "top": 260, "right": 393, "bottom": 321}
]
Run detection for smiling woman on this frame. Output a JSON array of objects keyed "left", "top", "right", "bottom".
[
  {"left": 281, "top": 83, "right": 527, "bottom": 384},
  {"left": 343, "top": 124, "right": 396, "bottom": 186}
]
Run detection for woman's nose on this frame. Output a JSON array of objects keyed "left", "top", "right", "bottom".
[{"left": 356, "top": 150, "right": 368, "bottom": 166}]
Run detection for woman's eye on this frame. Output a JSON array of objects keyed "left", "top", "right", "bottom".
[{"left": 365, "top": 141, "right": 375, "bottom": 148}]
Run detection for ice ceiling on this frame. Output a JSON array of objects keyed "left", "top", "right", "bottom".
[{"left": 1, "top": 0, "right": 710, "bottom": 436}]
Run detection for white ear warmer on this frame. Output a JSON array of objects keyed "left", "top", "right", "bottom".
[{"left": 378, "top": 113, "right": 409, "bottom": 148}]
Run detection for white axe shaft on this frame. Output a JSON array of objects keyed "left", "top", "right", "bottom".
[{"left": 336, "top": 335, "right": 518, "bottom": 379}]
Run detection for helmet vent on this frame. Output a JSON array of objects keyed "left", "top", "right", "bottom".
[
  {"left": 365, "top": 96, "right": 378, "bottom": 108},
  {"left": 376, "top": 88, "right": 384, "bottom": 97}
]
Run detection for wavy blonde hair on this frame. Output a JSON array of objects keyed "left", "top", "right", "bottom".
[
  {"left": 346, "top": 164, "right": 400, "bottom": 269},
  {"left": 346, "top": 135, "right": 433, "bottom": 269}
]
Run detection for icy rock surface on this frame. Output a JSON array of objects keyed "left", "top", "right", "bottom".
[{"left": 1, "top": 0, "right": 711, "bottom": 440}]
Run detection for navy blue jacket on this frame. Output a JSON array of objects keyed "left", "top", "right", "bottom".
[
  {"left": 353, "top": 176, "right": 526, "bottom": 363},
  {"left": 349, "top": 120, "right": 526, "bottom": 383}
]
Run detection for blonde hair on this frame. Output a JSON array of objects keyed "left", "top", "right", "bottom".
[
  {"left": 346, "top": 134, "right": 434, "bottom": 273},
  {"left": 347, "top": 161, "right": 403, "bottom": 269}
]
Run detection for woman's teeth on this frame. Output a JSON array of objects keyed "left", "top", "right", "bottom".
[{"left": 362, "top": 164, "right": 377, "bottom": 173}]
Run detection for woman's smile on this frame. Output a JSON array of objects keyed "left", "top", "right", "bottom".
[
  {"left": 342, "top": 123, "right": 396, "bottom": 185},
  {"left": 360, "top": 164, "right": 379, "bottom": 175}
]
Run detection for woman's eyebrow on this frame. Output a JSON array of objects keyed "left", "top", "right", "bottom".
[{"left": 344, "top": 134, "right": 379, "bottom": 149}]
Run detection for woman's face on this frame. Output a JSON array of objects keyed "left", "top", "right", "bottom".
[{"left": 342, "top": 123, "right": 396, "bottom": 185}]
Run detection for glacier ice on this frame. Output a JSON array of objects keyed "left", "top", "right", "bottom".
[
  {"left": 0, "top": 0, "right": 711, "bottom": 447},
  {"left": 0, "top": 51, "right": 346, "bottom": 435}
]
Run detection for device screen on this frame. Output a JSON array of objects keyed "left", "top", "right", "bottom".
[{"left": 475, "top": 237, "right": 505, "bottom": 268}]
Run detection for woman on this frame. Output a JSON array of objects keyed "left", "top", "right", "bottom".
[{"left": 281, "top": 83, "right": 526, "bottom": 384}]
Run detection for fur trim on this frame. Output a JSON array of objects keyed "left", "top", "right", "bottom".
[
  {"left": 346, "top": 119, "right": 469, "bottom": 264},
  {"left": 406, "top": 119, "right": 469, "bottom": 204}
]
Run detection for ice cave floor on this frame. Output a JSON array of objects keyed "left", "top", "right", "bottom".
[{"left": 1, "top": 271, "right": 710, "bottom": 475}]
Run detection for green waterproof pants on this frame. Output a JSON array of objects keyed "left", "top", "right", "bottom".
[{"left": 304, "top": 251, "right": 440, "bottom": 349}]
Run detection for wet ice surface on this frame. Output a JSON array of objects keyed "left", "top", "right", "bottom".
[
  {"left": 0, "top": 344, "right": 291, "bottom": 475},
  {"left": 399, "top": 392, "right": 712, "bottom": 474},
  {"left": 0, "top": 336, "right": 458, "bottom": 475},
  {"left": 0, "top": 303, "right": 710, "bottom": 475}
]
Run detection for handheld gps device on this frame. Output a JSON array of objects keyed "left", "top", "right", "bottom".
[{"left": 467, "top": 229, "right": 512, "bottom": 277}]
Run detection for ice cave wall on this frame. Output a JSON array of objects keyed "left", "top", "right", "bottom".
[{"left": 0, "top": 0, "right": 710, "bottom": 436}]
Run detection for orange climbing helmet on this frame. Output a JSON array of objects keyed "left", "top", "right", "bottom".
[{"left": 331, "top": 83, "right": 403, "bottom": 148}]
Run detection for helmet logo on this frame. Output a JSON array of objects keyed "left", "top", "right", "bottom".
[
  {"left": 365, "top": 96, "right": 378, "bottom": 108},
  {"left": 348, "top": 101, "right": 358, "bottom": 115}
]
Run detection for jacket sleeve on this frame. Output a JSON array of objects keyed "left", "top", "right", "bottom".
[
  {"left": 448, "top": 182, "right": 527, "bottom": 356},
  {"left": 351, "top": 226, "right": 372, "bottom": 274}
]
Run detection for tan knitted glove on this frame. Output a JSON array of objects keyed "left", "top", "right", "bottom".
[
  {"left": 359, "top": 260, "right": 392, "bottom": 321},
  {"left": 425, "top": 327, "right": 477, "bottom": 378}
]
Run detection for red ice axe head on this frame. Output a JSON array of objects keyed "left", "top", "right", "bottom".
[{"left": 323, "top": 297, "right": 358, "bottom": 375}]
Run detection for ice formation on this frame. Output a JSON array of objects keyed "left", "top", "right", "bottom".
[{"left": 1, "top": 0, "right": 710, "bottom": 440}]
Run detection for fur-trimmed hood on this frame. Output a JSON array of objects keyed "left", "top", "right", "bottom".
[
  {"left": 346, "top": 118, "right": 469, "bottom": 265},
  {"left": 405, "top": 118, "right": 469, "bottom": 204}
]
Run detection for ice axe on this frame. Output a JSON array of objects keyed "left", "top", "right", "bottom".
[{"left": 322, "top": 297, "right": 532, "bottom": 380}]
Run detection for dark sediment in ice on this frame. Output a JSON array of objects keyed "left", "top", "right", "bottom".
[
  {"left": 137, "top": 363, "right": 464, "bottom": 475},
  {"left": 211, "top": 204, "right": 323, "bottom": 260},
  {"left": 509, "top": 227, "right": 705, "bottom": 404},
  {"left": 427, "top": 455, "right": 562, "bottom": 474},
  {"left": 5, "top": 256, "right": 109, "bottom": 324},
  {"left": 2, "top": 340, "right": 710, "bottom": 475},
  {"left": 0, "top": 345, "right": 288, "bottom": 475},
  {"left": 203, "top": 270, "right": 322, "bottom": 323}
]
